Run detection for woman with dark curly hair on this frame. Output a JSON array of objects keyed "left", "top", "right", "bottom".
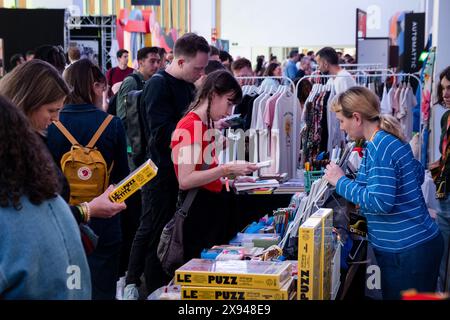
[{"left": 0, "top": 95, "right": 91, "bottom": 299}]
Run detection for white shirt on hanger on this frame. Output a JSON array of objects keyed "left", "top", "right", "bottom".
[{"left": 380, "top": 85, "right": 391, "bottom": 115}]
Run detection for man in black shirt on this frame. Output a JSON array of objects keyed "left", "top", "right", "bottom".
[{"left": 124, "top": 33, "right": 210, "bottom": 298}]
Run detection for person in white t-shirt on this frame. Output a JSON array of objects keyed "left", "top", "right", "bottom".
[{"left": 316, "top": 46, "right": 356, "bottom": 94}]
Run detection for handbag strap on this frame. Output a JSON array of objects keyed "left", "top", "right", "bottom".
[
  {"left": 180, "top": 162, "right": 210, "bottom": 214},
  {"left": 181, "top": 188, "right": 199, "bottom": 213}
]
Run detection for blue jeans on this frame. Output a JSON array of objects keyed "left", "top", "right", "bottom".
[
  {"left": 437, "top": 197, "right": 450, "bottom": 292},
  {"left": 374, "top": 234, "right": 444, "bottom": 300}
]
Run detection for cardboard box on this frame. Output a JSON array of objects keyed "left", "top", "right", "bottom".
[
  {"left": 310, "top": 208, "right": 334, "bottom": 300},
  {"left": 181, "top": 277, "right": 295, "bottom": 300},
  {"left": 175, "top": 259, "right": 292, "bottom": 290},
  {"left": 298, "top": 217, "right": 322, "bottom": 300}
]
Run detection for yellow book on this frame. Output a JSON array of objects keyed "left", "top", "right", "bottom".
[
  {"left": 181, "top": 277, "right": 295, "bottom": 300},
  {"left": 109, "top": 159, "right": 158, "bottom": 203},
  {"left": 175, "top": 259, "right": 292, "bottom": 290},
  {"left": 310, "top": 208, "right": 334, "bottom": 300},
  {"left": 298, "top": 217, "right": 322, "bottom": 300}
]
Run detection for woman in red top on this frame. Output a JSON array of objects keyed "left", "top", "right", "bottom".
[{"left": 171, "top": 70, "right": 258, "bottom": 262}]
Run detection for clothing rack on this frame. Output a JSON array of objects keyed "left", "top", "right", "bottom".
[
  {"left": 235, "top": 76, "right": 296, "bottom": 92},
  {"left": 346, "top": 68, "right": 395, "bottom": 84},
  {"left": 235, "top": 76, "right": 298, "bottom": 178},
  {"left": 296, "top": 72, "right": 425, "bottom": 166},
  {"left": 340, "top": 63, "right": 384, "bottom": 70}
]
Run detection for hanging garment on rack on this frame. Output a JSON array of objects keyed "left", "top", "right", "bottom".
[
  {"left": 387, "top": 84, "right": 396, "bottom": 116},
  {"left": 263, "top": 92, "right": 283, "bottom": 129},
  {"left": 398, "top": 83, "right": 418, "bottom": 142},
  {"left": 233, "top": 93, "right": 259, "bottom": 130},
  {"left": 251, "top": 93, "right": 268, "bottom": 129},
  {"left": 395, "top": 83, "right": 407, "bottom": 119},
  {"left": 258, "top": 91, "right": 284, "bottom": 175},
  {"left": 392, "top": 84, "right": 402, "bottom": 115},
  {"left": 368, "top": 81, "right": 376, "bottom": 93},
  {"left": 326, "top": 87, "right": 346, "bottom": 153},
  {"left": 301, "top": 84, "right": 334, "bottom": 165},
  {"left": 250, "top": 92, "right": 271, "bottom": 164},
  {"left": 270, "top": 92, "right": 301, "bottom": 178},
  {"left": 260, "top": 78, "right": 281, "bottom": 91},
  {"left": 420, "top": 48, "right": 436, "bottom": 166},
  {"left": 380, "top": 84, "right": 391, "bottom": 115},
  {"left": 256, "top": 93, "right": 274, "bottom": 173},
  {"left": 319, "top": 90, "right": 331, "bottom": 152},
  {"left": 259, "top": 91, "right": 284, "bottom": 175}
]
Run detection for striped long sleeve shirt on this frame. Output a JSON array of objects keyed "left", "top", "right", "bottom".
[{"left": 336, "top": 130, "right": 440, "bottom": 253}]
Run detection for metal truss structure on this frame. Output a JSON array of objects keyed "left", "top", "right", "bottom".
[{"left": 65, "top": 12, "right": 116, "bottom": 73}]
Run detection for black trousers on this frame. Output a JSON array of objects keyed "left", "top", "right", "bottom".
[
  {"left": 180, "top": 188, "right": 237, "bottom": 262},
  {"left": 118, "top": 190, "right": 141, "bottom": 277},
  {"left": 87, "top": 215, "right": 122, "bottom": 300},
  {"left": 126, "top": 170, "right": 178, "bottom": 294}
]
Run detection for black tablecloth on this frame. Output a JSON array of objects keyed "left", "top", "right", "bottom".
[{"left": 233, "top": 193, "right": 293, "bottom": 232}]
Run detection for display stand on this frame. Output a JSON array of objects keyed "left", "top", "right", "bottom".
[
  {"left": 66, "top": 15, "right": 117, "bottom": 73},
  {"left": 297, "top": 72, "right": 424, "bottom": 164}
]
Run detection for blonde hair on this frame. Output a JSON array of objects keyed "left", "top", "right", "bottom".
[{"left": 331, "top": 86, "right": 405, "bottom": 141}]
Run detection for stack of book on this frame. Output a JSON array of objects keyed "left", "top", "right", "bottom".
[
  {"left": 175, "top": 259, "right": 296, "bottom": 300},
  {"left": 200, "top": 245, "right": 265, "bottom": 261},
  {"left": 273, "top": 179, "right": 305, "bottom": 194},
  {"left": 229, "top": 232, "right": 281, "bottom": 248},
  {"left": 234, "top": 179, "right": 280, "bottom": 192}
]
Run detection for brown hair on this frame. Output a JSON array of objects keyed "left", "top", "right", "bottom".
[
  {"left": 188, "top": 70, "right": 242, "bottom": 129},
  {"left": 68, "top": 46, "right": 81, "bottom": 61},
  {"left": 316, "top": 47, "right": 339, "bottom": 65},
  {"left": 263, "top": 62, "right": 280, "bottom": 77},
  {"left": 296, "top": 79, "right": 313, "bottom": 105},
  {"left": 231, "top": 58, "right": 252, "bottom": 72},
  {"left": 0, "top": 59, "right": 70, "bottom": 117},
  {"left": 331, "top": 86, "right": 406, "bottom": 141},
  {"left": 64, "top": 59, "right": 106, "bottom": 105},
  {"left": 173, "top": 33, "right": 210, "bottom": 59},
  {"left": 0, "top": 95, "right": 60, "bottom": 210},
  {"left": 34, "top": 45, "right": 67, "bottom": 74},
  {"left": 436, "top": 66, "right": 450, "bottom": 105}
]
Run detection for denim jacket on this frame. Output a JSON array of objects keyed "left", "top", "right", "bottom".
[{"left": 0, "top": 196, "right": 91, "bottom": 299}]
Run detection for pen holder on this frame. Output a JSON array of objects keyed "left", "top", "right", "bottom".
[{"left": 304, "top": 170, "right": 324, "bottom": 193}]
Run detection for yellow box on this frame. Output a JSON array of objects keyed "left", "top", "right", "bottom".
[
  {"left": 310, "top": 208, "right": 333, "bottom": 300},
  {"left": 181, "top": 277, "right": 295, "bottom": 300},
  {"left": 298, "top": 217, "right": 322, "bottom": 300},
  {"left": 175, "top": 259, "right": 292, "bottom": 290},
  {"left": 109, "top": 159, "right": 158, "bottom": 203}
]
